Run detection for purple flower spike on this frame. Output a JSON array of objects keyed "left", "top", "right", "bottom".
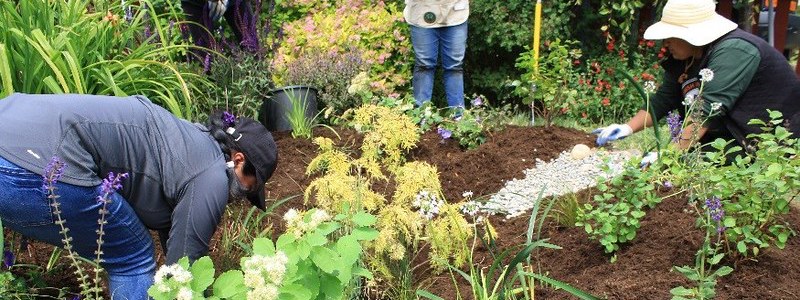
[
  {"left": 437, "top": 127, "right": 452, "bottom": 140},
  {"left": 3, "top": 250, "right": 14, "bottom": 268},
  {"left": 667, "top": 111, "right": 683, "bottom": 143},
  {"left": 98, "top": 172, "right": 129, "bottom": 203},
  {"left": 222, "top": 111, "right": 236, "bottom": 127},
  {"left": 43, "top": 156, "right": 67, "bottom": 190}
]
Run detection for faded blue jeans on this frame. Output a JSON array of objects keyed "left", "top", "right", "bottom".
[
  {"left": 410, "top": 22, "right": 468, "bottom": 109},
  {"left": 0, "top": 156, "right": 155, "bottom": 299}
]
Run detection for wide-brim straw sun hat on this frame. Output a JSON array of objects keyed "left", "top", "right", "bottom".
[{"left": 643, "top": 0, "right": 738, "bottom": 46}]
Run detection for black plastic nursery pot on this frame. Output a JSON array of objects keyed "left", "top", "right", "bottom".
[{"left": 260, "top": 85, "right": 319, "bottom": 132}]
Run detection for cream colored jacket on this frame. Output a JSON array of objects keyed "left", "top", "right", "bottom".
[{"left": 404, "top": 0, "right": 469, "bottom": 28}]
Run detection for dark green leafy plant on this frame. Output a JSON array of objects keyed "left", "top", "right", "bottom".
[
  {"left": 201, "top": 49, "right": 274, "bottom": 121},
  {"left": 693, "top": 111, "right": 799, "bottom": 258},
  {"left": 511, "top": 39, "right": 581, "bottom": 127},
  {"left": 576, "top": 158, "right": 660, "bottom": 257}
]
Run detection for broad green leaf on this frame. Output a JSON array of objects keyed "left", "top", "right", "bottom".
[
  {"left": 280, "top": 283, "right": 315, "bottom": 300},
  {"left": 351, "top": 227, "right": 379, "bottom": 241},
  {"left": 319, "top": 273, "right": 344, "bottom": 299},
  {"left": 253, "top": 238, "right": 275, "bottom": 256},
  {"left": 723, "top": 217, "right": 736, "bottom": 228},
  {"left": 315, "top": 222, "right": 341, "bottom": 236},
  {"left": 213, "top": 270, "right": 245, "bottom": 298},
  {"left": 277, "top": 233, "right": 297, "bottom": 250},
  {"left": 178, "top": 257, "right": 190, "bottom": 269},
  {"left": 190, "top": 256, "right": 215, "bottom": 292},
  {"left": 352, "top": 211, "right": 377, "bottom": 226},
  {"left": 336, "top": 235, "right": 362, "bottom": 264},
  {"left": 311, "top": 246, "right": 339, "bottom": 274},
  {"left": 737, "top": 241, "right": 746, "bottom": 253},
  {"left": 304, "top": 231, "right": 328, "bottom": 247}
]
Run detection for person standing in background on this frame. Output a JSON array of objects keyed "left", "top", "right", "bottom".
[{"left": 404, "top": 0, "right": 469, "bottom": 112}]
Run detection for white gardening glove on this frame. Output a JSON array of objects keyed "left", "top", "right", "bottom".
[
  {"left": 640, "top": 151, "right": 659, "bottom": 168},
  {"left": 592, "top": 124, "right": 633, "bottom": 146},
  {"left": 208, "top": 0, "right": 229, "bottom": 22}
]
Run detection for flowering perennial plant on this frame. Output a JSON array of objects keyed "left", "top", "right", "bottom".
[
  {"left": 242, "top": 252, "right": 288, "bottom": 300},
  {"left": 283, "top": 208, "right": 331, "bottom": 238},
  {"left": 151, "top": 264, "right": 193, "bottom": 295},
  {"left": 412, "top": 190, "right": 443, "bottom": 220}
]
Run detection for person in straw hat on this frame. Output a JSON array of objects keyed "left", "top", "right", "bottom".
[{"left": 593, "top": 0, "right": 800, "bottom": 162}]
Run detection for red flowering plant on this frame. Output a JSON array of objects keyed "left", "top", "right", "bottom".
[{"left": 564, "top": 30, "right": 663, "bottom": 124}]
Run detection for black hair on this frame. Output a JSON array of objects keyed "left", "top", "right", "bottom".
[{"left": 206, "top": 111, "right": 257, "bottom": 177}]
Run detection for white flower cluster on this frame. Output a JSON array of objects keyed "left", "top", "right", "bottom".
[
  {"left": 459, "top": 200, "right": 482, "bottom": 216},
  {"left": 242, "top": 251, "right": 289, "bottom": 300},
  {"left": 682, "top": 94, "right": 696, "bottom": 107},
  {"left": 710, "top": 102, "right": 722, "bottom": 112},
  {"left": 283, "top": 208, "right": 331, "bottom": 237},
  {"left": 699, "top": 68, "right": 714, "bottom": 82},
  {"left": 152, "top": 264, "right": 193, "bottom": 294},
  {"left": 643, "top": 81, "right": 657, "bottom": 94},
  {"left": 347, "top": 71, "right": 370, "bottom": 95},
  {"left": 412, "top": 190, "right": 443, "bottom": 220}
]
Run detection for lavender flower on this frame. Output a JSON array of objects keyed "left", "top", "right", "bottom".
[
  {"left": 203, "top": 53, "right": 212, "bottom": 74},
  {"left": 144, "top": 24, "right": 151, "bottom": 40},
  {"left": 666, "top": 111, "right": 683, "bottom": 143},
  {"left": 471, "top": 96, "right": 483, "bottom": 107},
  {"left": 663, "top": 181, "right": 673, "bottom": 190},
  {"left": 222, "top": 111, "right": 236, "bottom": 127},
  {"left": 3, "top": 250, "right": 13, "bottom": 268},
  {"left": 43, "top": 156, "right": 66, "bottom": 191},
  {"left": 437, "top": 127, "right": 452, "bottom": 140}
]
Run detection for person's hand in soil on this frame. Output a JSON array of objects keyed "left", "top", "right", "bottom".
[{"left": 592, "top": 124, "right": 633, "bottom": 146}]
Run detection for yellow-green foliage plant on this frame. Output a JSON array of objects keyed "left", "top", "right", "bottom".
[
  {"left": 272, "top": 0, "right": 412, "bottom": 97},
  {"left": 350, "top": 104, "right": 419, "bottom": 174},
  {"left": 304, "top": 137, "right": 387, "bottom": 215},
  {"left": 425, "top": 203, "right": 472, "bottom": 271}
]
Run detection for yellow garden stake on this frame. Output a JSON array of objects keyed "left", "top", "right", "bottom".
[
  {"left": 533, "top": 0, "right": 542, "bottom": 73},
  {"left": 530, "top": 0, "right": 543, "bottom": 125}
]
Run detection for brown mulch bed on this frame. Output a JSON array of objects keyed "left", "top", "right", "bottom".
[{"left": 7, "top": 125, "right": 800, "bottom": 299}]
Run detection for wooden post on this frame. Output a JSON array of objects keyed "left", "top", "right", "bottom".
[
  {"left": 774, "top": 0, "right": 791, "bottom": 53},
  {"left": 717, "top": 0, "right": 734, "bottom": 20}
]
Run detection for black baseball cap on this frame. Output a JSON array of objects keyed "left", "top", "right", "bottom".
[{"left": 229, "top": 117, "right": 277, "bottom": 210}]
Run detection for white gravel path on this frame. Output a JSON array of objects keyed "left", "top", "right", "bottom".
[{"left": 482, "top": 146, "right": 639, "bottom": 218}]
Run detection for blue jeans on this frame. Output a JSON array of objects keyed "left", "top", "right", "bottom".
[
  {"left": 410, "top": 22, "right": 468, "bottom": 108},
  {"left": 0, "top": 156, "right": 155, "bottom": 299}
]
